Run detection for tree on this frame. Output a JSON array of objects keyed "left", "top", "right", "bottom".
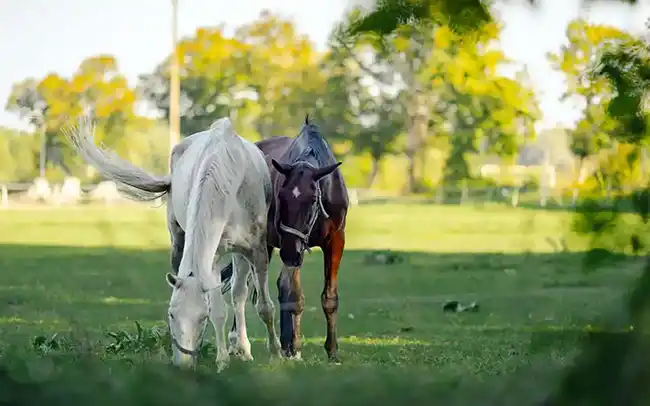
[
  {"left": 593, "top": 19, "right": 650, "bottom": 142},
  {"left": 354, "top": 94, "right": 405, "bottom": 187},
  {"left": 6, "top": 55, "right": 137, "bottom": 176},
  {"left": 427, "top": 23, "right": 540, "bottom": 184},
  {"left": 337, "top": 10, "right": 440, "bottom": 192},
  {"left": 234, "top": 10, "right": 325, "bottom": 139},
  {"left": 308, "top": 33, "right": 366, "bottom": 152},
  {"left": 340, "top": 10, "right": 540, "bottom": 191},
  {"left": 548, "top": 19, "right": 639, "bottom": 192},
  {"left": 0, "top": 127, "right": 39, "bottom": 182},
  {"left": 324, "top": 22, "right": 404, "bottom": 185},
  {"left": 140, "top": 12, "right": 323, "bottom": 140},
  {"left": 139, "top": 26, "right": 250, "bottom": 137}
]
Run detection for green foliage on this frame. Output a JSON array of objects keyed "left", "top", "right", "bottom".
[
  {"left": 32, "top": 333, "right": 74, "bottom": 355},
  {"left": 548, "top": 20, "right": 636, "bottom": 165},
  {"left": 335, "top": 10, "right": 541, "bottom": 191},
  {"left": 140, "top": 11, "right": 327, "bottom": 140},
  {"left": 593, "top": 37, "right": 650, "bottom": 141},
  {"left": 428, "top": 24, "right": 540, "bottom": 184},
  {"left": 346, "top": 0, "right": 492, "bottom": 37},
  {"left": 572, "top": 198, "right": 650, "bottom": 258},
  {"left": 235, "top": 11, "right": 325, "bottom": 139},
  {"left": 5, "top": 55, "right": 138, "bottom": 176},
  {"left": 0, "top": 127, "right": 39, "bottom": 182},
  {"left": 105, "top": 322, "right": 171, "bottom": 357},
  {"left": 140, "top": 25, "right": 250, "bottom": 136}
]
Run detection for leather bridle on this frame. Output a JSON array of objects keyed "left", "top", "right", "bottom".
[{"left": 278, "top": 181, "right": 329, "bottom": 254}]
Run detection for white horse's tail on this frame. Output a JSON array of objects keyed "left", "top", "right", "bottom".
[{"left": 64, "top": 116, "right": 171, "bottom": 201}]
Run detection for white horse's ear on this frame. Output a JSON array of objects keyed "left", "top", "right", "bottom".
[{"left": 166, "top": 272, "right": 180, "bottom": 288}]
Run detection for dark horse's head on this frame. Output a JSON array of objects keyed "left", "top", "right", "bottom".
[{"left": 271, "top": 117, "right": 342, "bottom": 268}]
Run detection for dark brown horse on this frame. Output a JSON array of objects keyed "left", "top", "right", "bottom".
[{"left": 219, "top": 115, "right": 349, "bottom": 362}]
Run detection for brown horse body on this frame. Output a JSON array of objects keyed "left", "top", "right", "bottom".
[{"left": 220, "top": 117, "right": 349, "bottom": 362}]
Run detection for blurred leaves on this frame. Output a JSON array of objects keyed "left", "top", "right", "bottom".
[{"left": 346, "top": 0, "right": 492, "bottom": 38}]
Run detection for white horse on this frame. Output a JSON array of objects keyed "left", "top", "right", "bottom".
[{"left": 64, "top": 116, "right": 282, "bottom": 370}]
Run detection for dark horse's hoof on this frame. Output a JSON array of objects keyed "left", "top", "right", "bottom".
[
  {"left": 327, "top": 353, "right": 341, "bottom": 365},
  {"left": 282, "top": 348, "right": 302, "bottom": 360}
]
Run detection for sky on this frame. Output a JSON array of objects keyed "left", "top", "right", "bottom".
[{"left": 1, "top": 0, "right": 649, "bottom": 132}]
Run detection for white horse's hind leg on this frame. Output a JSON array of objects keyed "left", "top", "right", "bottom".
[
  {"left": 208, "top": 255, "right": 230, "bottom": 371},
  {"left": 230, "top": 254, "right": 253, "bottom": 361},
  {"left": 249, "top": 245, "right": 282, "bottom": 357}
]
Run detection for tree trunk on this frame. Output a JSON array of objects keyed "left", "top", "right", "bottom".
[
  {"left": 405, "top": 119, "right": 418, "bottom": 193},
  {"left": 39, "top": 124, "right": 47, "bottom": 178},
  {"left": 367, "top": 156, "right": 380, "bottom": 188},
  {"left": 405, "top": 93, "right": 428, "bottom": 194}
]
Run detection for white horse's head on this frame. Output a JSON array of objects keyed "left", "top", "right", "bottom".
[{"left": 165, "top": 272, "right": 210, "bottom": 368}]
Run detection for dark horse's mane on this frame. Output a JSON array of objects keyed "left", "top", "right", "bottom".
[{"left": 279, "top": 115, "right": 337, "bottom": 168}]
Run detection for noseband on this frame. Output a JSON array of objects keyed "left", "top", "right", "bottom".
[{"left": 279, "top": 182, "right": 329, "bottom": 254}]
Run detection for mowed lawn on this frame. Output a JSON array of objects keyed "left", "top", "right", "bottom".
[{"left": 0, "top": 202, "right": 643, "bottom": 405}]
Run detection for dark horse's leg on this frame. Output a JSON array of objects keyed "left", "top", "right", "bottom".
[
  {"left": 168, "top": 218, "right": 185, "bottom": 275},
  {"left": 229, "top": 245, "right": 274, "bottom": 345},
  {"left": 277, "top": 265, "right": 305, "bottom": 358},
  {"left": 322, "top": 226, "right": 345, "bottom": 363}
]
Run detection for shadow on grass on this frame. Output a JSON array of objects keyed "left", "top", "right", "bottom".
[{"left": 0, "top": 243, "right": 647, "bottom": 405}]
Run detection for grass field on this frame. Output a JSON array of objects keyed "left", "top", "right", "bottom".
[{"left": 0, "top": 202, "right": 644, "bottom": 405}]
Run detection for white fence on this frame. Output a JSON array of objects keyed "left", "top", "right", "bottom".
[
  {"left": 0, "top": 178, "right": 633, "bottom": 210},
  {"left": 0, "top": 178, "right": 133, "bottom": 208}
]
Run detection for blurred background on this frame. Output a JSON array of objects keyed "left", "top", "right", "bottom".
[{"left": 1, "top": 0, "right": 648, "bottom": 206}]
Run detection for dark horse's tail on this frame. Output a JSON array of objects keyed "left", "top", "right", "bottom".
[{"left": 220, "top": 262, "right": 259, "bottom": 305}]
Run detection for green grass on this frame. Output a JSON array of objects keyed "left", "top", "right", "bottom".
[{"left": 0, "top": 203, "right": 643, "bottom": 405}]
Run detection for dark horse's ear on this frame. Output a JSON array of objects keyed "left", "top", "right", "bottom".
[
  {"left": 313, "top": 162, "right": 342, "bottom": 182},
  {"left": 271, "top": 159, "right": 292, "bottom": 176}
]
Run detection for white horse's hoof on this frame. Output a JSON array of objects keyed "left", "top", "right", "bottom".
[
  {"left": 215, "top": 357, "right": 229, "bottom": 372},
  {"left": 237, "top": 352, "right": 254, "bottom": 362}
]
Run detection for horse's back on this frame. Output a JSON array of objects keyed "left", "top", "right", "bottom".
[
  {"left": 171, "top": 123, "right": 270, "bottom": 232},
  {"left": 169, "top": 130, "right": 214, "bottom": 227},
  {"left": 256, "top": 137, "right": 294, "bottom": 162}
]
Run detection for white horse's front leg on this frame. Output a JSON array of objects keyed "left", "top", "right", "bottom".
[
  {"left": 230, "top": 254, "right": 253, "bottom": 361},
  {"left": 209, "top": 285, "right": 230, "bottom": 371},
  {"left": 250, "top": 246, "right": 282, "bottom": 357}
]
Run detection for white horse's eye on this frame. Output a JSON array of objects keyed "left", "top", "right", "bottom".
[{"left": 169, "top": 313, "right": 175, "bottom": 320}]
